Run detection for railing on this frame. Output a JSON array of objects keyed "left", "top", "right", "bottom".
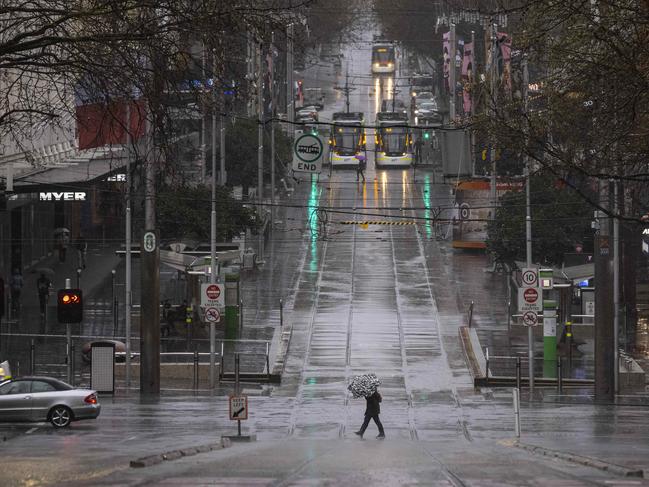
[{"left": 0, "top": 331, "right": 270, "bottom": 389}]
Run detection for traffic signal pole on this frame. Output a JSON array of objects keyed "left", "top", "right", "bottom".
[{"left": 522, "top": 53, "right": 534, "bottom": 393}]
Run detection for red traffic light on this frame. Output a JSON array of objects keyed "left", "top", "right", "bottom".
[{"left": 57, "top": 289, "right": 83, "bottom": 323}]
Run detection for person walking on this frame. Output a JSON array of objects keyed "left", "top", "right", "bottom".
[
  {"left": 9, "top": 269, "right": 23, "bottom": 315},
  {"left": 36, "top": 273, "right": 51, "bottom": 318},
  {"left": 356, "top": 155, "right": 366, "bottom": 182},
  {"left": 355, "top": 389, "right": 385, "bottom": 439}
]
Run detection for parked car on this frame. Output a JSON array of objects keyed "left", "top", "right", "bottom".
[{"left": 0, "top": 377, "right": 100, "bottom": 428}]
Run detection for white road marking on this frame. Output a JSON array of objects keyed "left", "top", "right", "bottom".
[{"left": 26, "top": 427, "right": 38, "bottom": 434}]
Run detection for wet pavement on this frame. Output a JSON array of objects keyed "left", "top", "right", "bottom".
[{"left": 1, "top": 34, "right": 649, "bottom": 487}]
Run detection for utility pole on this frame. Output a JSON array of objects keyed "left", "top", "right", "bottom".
[
  {"left": 489, "top": 24, "right": 498, "bottom": 221},
  {"left": 200, "top": 42, "right": 207, "bottom": 184},
  {"left": 219, "top": 33, "right": 226, "bottom": 186},
  {"left": 209, "top": 48, "right": 218, "bottom": 390},
  {"left": 286, "top": 24, "right": 294, "bottom": 138},
  {"left": 449, "top": 23, "right": 456, "bottom": 121},
  {"left": 595, "top": 181, "right": 614, "bottom": 401},
  {"left": 613, "top": 180, "right": 620, "bottom": 394},
  {"left": 334, "top": 70, "right": 354, "bottom": 114},
  {"left": 257, "top": 39, "right": 265, "bottom": 258},
  {"left": 125, "top": 100, "right": 132, "bottom": 390},
  {"left": 522, "top": 53, "right": 535, "bottom": 393},
  {"left": 140, "top": 106, "right": 160, "bottom": 394},
  {"left": 270, "top": 31, "right": 276, "bottom": 224}
]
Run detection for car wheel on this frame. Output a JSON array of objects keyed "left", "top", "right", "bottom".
[{"left": 49, "top": 405, "right": 73, "bottom": 428}]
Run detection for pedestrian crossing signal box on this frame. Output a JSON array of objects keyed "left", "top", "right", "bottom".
[{"left": 57, "top": 289, "right": 83, "bottom": 324}]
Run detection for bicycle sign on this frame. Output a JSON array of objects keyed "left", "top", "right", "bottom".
[{"left": 522, "top": 311, "right": 539, "bottom": 326}]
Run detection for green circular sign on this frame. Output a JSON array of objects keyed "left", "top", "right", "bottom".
[{"left": 294, "top": 134, "right": 323, "bottom": 163}]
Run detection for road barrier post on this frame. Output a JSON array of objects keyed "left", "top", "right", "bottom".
[
  {"left": 557, "top": 357, "right": 563, "bottom": 394},
  {"left": 513, "top": 388, "right": 521, "bottom": 438},
  {"left": 193, "top": 349, "right": 199, "bottom": 390},
  {"left": 30, "top": 339, "right": 35, "bottom": 375}
]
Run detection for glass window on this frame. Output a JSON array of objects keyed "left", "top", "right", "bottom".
[
  {"left": 0, "top": 381, "right": 30, "bottom": 395},
  {"left": 31, "top": 381, "right": 56, "bottom": 393}
]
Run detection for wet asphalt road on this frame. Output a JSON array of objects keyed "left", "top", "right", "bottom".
[{"left": 1, "top": 33, "right": 649, "bottom": 487}]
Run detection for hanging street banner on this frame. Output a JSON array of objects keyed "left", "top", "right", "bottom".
[{"left": 292, "top": 133, "right": 324, "bottom": 173}]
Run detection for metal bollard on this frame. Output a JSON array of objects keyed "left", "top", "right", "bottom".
[
  {"left": 557, "top": 357, "right": 563, "bottom": 394},
  {"left": 485, "top": 347, "right": 489, "bottom": 386},
  {"left": 516, "top": 356, "right": 521, "bottom": 390},
  {"left": 70, "top": 344, "right": 75, "bottom": 387},
  {"left": 279, "top": 298, "right": 283, "bottom": 328},
  {"left": 30, "top": 339, "right": 35, "bottom": 375},
  {"left": 468, "top": 301, "right": 474, "bottom": 328},
  {"left": 219, "top": 341, "right": 224, "bottom": 382},
  {"left": 513, "top": 388, "right": 521, "bottom": 438},
  {"left": 239, "top": 299, "right": 243, "bottom": 328},
  {"left": 266, "top": 342, "right": 270, "bottom": 382},
  {"left": 193, "top": 350, "right": 199, "bottom": 390}
]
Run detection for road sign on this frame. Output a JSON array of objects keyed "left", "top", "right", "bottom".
[
  {"left": 518, "top": 287, "right": 542, "bottom": 312},
  {"left": 292, "top": 133, "right": 324, "bottom": 173},
  {"left": 201, "top": 283, "right": 224, "bottom": 308},
  {"left": 204, "top": 307, "right": 221, "bottom": 323},
  {"left": 522, "top": 311, "right": 538, "bottom": 326},
  {"left": 143, "top": 232, "right": 156, "bottom": 252},
  {"left": 521, "top": 267, "right": 538, "bottom": 287},
  {"left": 459, "top": 203, "right": 470, "bottom": 221},
  {"left": 229, "top": 395, "right": 248, "bottom": 420}
]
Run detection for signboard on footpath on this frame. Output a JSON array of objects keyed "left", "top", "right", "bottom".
[
  {"left": 518, "top": 267, "right": 541, "bottom": 326},
  {"left": 201, "top": 283, "right": 224, "bottom": 323},
  {"left": 292, "top": 133, "right": 324, "bottom": 173}
]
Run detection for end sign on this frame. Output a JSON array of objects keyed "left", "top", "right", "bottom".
[{"left": 292, "top": 134, "right": 323, "bottom": 173}]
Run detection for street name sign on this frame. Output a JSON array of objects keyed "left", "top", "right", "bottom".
[
  {"left": 229, "top": 395, "right": 248, "bottom": 420},
  {"left": 201, "top": 283, "right": 224, "bottom": 308},
  {"left": 292, "top": 133, "right": 324, "bottom": 173}
]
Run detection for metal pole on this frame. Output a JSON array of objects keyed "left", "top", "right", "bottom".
[
  {"left": 66, "top": 323, "right": 71, "bottom": 384},
  {"left": 557, "top": 357, "right": 563, "bottom": 394},
  {"left": 266, "top": 341, "right": 270, "bottom": 381},
  {"left": 286, "top": 24, "right": 294, "bottom": 138},
  {"left": 613, "top": 180, "right": 619, "bottom": 394},
  {"left": 194, "top": 349, "right": 199, "bottom": 390},
  {"left": 270, "top": 31, "right": 276, "bottom": 225},
  {"left": 30, "top": 339, "right": 35, "bottom": 375},
  {"left": 112, "top": 269, "right": 117, "bottom": 336},
  {"left": 257, "top": 40, "right": 265, "bottom": 259},
  {"left": 522, "top": 50, "right": 534, "bottom": 394},
  {"left": 209, "top": 49, "right": 218, "bottom": 391},
  {"left": 485, "top": 347, "right": 489, "bottom": 385},
  {"left": 449, "top": 23, "right": 456, "bottom": 121},
  {"left": 513, "top": 388, "right": 521, "bottom": 438},
  {"left": 489, "top": 24, "right": 498, "bottom": 223},
  {"left": 516, "top": 356, "right": 521, "bottom": 390},
  {"left": 239, "top": 299, "right": 243, "bottom": 328},
  {"left": 279, "top": 298, "right": 283, "bottom": 328},
  {"left": 125, "top": 102, "right": 132, "bottom": 390},
  {"left": 201, "top": 42, "right": 207, "bottom": 184},
  {"left": 76, "top": 268, "right": 81, "bottom": 289}
]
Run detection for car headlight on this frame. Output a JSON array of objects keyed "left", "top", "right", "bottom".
[
  {"left": 373, "top": 62, "right": 380, "bottom": 68},
  {"left": 414, "top": 109, "right": 419, "bottom": 114}
]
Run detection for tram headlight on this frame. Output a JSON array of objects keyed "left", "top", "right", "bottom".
[{"left": 387, "top": 62, "right": 393, "bottom": 68}]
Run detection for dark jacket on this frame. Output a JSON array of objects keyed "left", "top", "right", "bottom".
[{"left": 365, "top": 391, "right": 382, "bottom": 416}]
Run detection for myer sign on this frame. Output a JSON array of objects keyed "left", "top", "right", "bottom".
[
  {"left": 292, "top": 133, "right": 323, "bottom": 173},
  {"left": 39, "top": 192, "right": 87, "bottom": 201}
]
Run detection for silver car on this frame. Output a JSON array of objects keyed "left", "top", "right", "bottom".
[{"left": 0, "top": 377, "right": 101, "bottom": 428}]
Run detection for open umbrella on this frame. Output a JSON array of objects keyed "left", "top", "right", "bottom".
[{"left": 347, "top": 373, "right": 380, "bottom": 398}]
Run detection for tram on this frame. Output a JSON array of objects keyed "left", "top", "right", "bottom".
[
  {"left": 375, "top": 112, "right": 413, "bottom": 168},
  {"left": 371, "top": 42, "right": 396, "bottom": 75},
  {"left": 329, "top": 112, "right": 366, "bottom": 167}
]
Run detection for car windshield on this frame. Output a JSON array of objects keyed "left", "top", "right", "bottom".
[{"left": 420, "top": 103, "right": 437, "bottom": 110}]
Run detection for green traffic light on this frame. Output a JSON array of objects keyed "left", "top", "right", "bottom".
[{"left": 423, "top": 132, "right": 430, "bottom": 139}]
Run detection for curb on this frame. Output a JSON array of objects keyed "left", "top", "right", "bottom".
[
  {"left": 514, "top": 442, "right": 644, "bottom": 478},
  {"left": 130, "top": 437, "right": 232, "bottom": 468}
]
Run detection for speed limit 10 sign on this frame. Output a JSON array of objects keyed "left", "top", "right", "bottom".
[{"left": 522, "top": 267, "right": 538, "bottom": 287}]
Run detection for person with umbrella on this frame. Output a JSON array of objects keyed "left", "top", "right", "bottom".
[
  {"left": 348, "top": 373, "right": 385, "bottom": 439},
  {"left": 355, "top": 154, "right": 366, "bottom": 182}
]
